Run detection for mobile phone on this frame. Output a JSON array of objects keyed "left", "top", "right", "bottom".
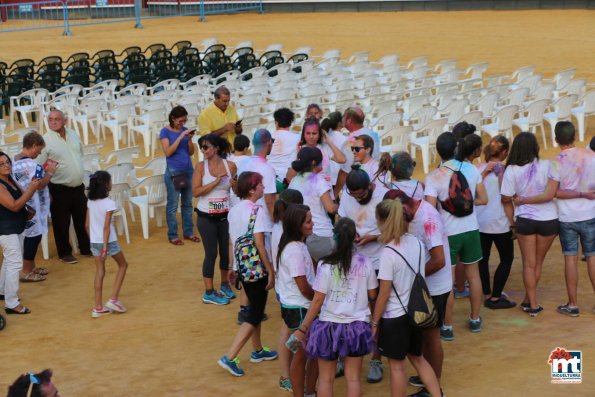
[
  {"left": 187, "top": 129, "right": 196, "bottom": 136},
  {"left": 34, "top": 165, "right": 43, "bottom": 179},
  {"left": 285, "top": 334, "right": 301, "bottom": 354},
  {"left": 235, "top": 119, "right": 243, "bottom": 126}
]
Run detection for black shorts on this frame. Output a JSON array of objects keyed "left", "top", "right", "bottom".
[
  {"left": 378, "top": 315, "right": 423, "bottom": 360},
  {"left": 23, "top": 234, "right": 42, "bottom": 261},
  {"left": 281, "top": 306, "right": 307, "bottom": 330},
  {"left": 431, "top": 292, "right": 449, "bottom": 329},
  {"left": 241, "top": 277, "right": 269, "bottom": 327},
  {"left": 515, "top": 217, "right": 559, "bottom": 236}
]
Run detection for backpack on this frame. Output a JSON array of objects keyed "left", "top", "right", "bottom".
[
  {"left": 234, "top": 206, "right": 267, "bottom": 284},
  {"left": 439, "top": 162, "right": 474, "bottom": 217},
  {"left": 386, "top": 241, "right": 438, "bottom": 329}
]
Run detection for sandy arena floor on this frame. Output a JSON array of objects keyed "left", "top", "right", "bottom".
[{"left": 0, "top": 9, "right": 594, "bottom": 397}]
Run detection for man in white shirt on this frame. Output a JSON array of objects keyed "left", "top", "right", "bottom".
[
  {"left": 36, "top": 110, "right": 91, "bottom": 264},
  {"left": 545, "top": 122, "right": 594, "bottom": 317},
  {"left": 268, "top": 108, "right": 300, "bottom": 187},
  {"left": 425, "top": 132, "right": 487, "bottom": 335},
  {"left": 385, "top": 189, "right": 451, "bottom": 395}
]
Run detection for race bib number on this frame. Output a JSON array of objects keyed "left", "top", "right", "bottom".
[{"left": 208, "top": 197, "right": 229, "bottom": 214}]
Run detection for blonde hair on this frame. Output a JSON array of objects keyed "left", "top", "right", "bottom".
[{"left": 376, "top": 199, "right": 407, "bottom": 245}]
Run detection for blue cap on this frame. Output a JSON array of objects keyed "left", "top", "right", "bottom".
[{"left": 252, "top": 128, "right": 272, "bottom": 146}]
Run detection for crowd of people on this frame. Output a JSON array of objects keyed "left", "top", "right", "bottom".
[{"left": 1, "top": 85, "right": 594, "bottom": 396}]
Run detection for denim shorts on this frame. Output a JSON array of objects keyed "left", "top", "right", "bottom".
[
  {"left": 90, "top": 241, "right": 121, "bottom": 257},
  {"left": 559, "top": 218, "right": 595, "bottom": 257}
]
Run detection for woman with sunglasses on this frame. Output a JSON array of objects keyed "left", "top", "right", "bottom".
[
  {"left": 193, "top": 133, "right": 237, "bottom": 306},
  {"left": 0, "top": 151, "right": 40, "bottom": 315},
  {"left": 288, "top": 118, "right": 345, "bottom": 185},
  {"left": 288, "top": 147, "right": 338, "bottom": 262},
  {"left": 376, "top": 151, "right": 424, "bottom": 201},
  {"left": 160, "top": 105, "right": 201, "bottom": 246}
]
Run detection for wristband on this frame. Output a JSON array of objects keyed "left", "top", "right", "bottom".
[
  {"left": 297, "top": 327, "right": 307, "bottom": 334},
  {"left": 370, "top": 320, "right": 378, "bottom": 327}
]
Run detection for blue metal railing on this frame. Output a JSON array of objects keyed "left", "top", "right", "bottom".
[{"left": 0, "top": 0, "right": 262, "bottom": 34}]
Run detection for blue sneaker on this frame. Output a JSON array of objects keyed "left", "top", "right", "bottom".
[
  {"left": 250, "top": 346, "right": 278, "bottom": 363},
  {"left": 440, "top": 326, "right": 455, "bottom": 341},
  {"left": 279, "top": 377, "right": 292, "bottom": 392},
  {"left": 203, "top": 291, "right": 230, "bottom": 305},
  {"left": 454, "top": 286, "right": 470, "bottom": 299},
  {"left": 220, "top": 284, "right": 237, "bottom": 299},
  {"left": 218, "top": 355, "right": 245, "bottom": 376},
  {"left": 469, "top": 316, "right": 482, "bottom": 333}
]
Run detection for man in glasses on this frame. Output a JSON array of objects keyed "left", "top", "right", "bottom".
[
  {"left": 198, "top": 86, "right": 242, "bottom": 145},
  {"left": 334, "top": 135, "right": 378, "bottom": 197},
  {"left": 343, "top": 106, "right": 381, "bottom": 161}
]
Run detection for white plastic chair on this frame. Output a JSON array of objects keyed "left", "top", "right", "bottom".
[
  {"left": 83, "top": 153, "right": 102, "bottom": 172},
  {"left": 544, "top": 95, "right": 578, "bottom": 148},
  {"left": 512, "top": 99, "right": 550, "bottom": 147},
  {"left": 129, "top": 175, "right": 167, "bottom": 239},
  {"left": 103, "top": 146, "right": 141, "bottom": 164},
  {"left": 452, "top": 111, "right": 483, "bottom": 131},
  {"left": 571, "top": 90, "right": 595, "bottom": 142},
  {"left": 109, "top": 182, "right": 131, "bottom": 244},
  {"left": 98, "top": 103, "right": 135, "bottom": 150},
  {"left": 464, "top": 62, "right": 489, "bottom": 81},
  {"left": 410, "top": 118, "right": 448, "bottom": 174},
  {"left": 9, "top": 88, "right": 49, "bottom": 130},
  {"left": 104, "top": 162, "right": 134, "bottom": 184},
  {"left": 440, "top": 99, "right": 469, "bottom": 130},
  {"left": 380, "top": 125, "right": 412, "bottom": 155},
  {"left": 473, "top": 92, "right": 498, "bottom": 122},
  {"left": 408, "top": 107, "right": 438, "bottom": 130},
  {"left": 73, "top": 97, "right": 105, "bottom": 145},
  {"left": 0, "top": 120, "right": 8, "bottom": 145},
  {"left": 128, "top": 107, "right": 167, "bottom": 157},
  {"left": 147, "top": 79, "right": 180, "bottom": 96},
  {"left": 480, "top": 105, "right": 519, "bottom": 140}
]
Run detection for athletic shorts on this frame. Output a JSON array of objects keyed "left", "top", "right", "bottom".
[
  {"left": 515, "top": 217, "right": 559, "bottom": 237},
  {"left": 431, "top": 291, "right": 449, "bottom": 328},
  {"left": 281, "top": 306, "right": 308, "bottom": 330},
  {"left": 559, "top": 218, "right": 595, "bottom": 257},
  {"left": 377, "top": 315, "right": 423, "bottom": 360},
  {"left": 447, "top": 230, "right": 482, "bottom": 265}
]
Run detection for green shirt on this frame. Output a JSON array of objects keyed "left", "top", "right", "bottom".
[{"left": 37, "top": 128, "right": 85, "bottom": 187}]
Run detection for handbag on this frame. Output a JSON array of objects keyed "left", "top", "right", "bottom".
[
  {"left": 24, "top": 204, "right": 36, "bottom": 221},
  {"left": 171, "top": 172, "right": 189, "bottom": 191}
]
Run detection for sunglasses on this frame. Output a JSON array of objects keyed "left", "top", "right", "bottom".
[
  {"left": 200, "top": 144, "right": 214, "bottom": 151},
  {"left": 347, "top": 189, "right": 369, "bottom": 200},
  {"left": 351, "top": 146, "right": 367, "bottom": 153}
]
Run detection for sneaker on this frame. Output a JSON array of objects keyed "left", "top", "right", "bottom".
[
  {"left": 105, "top": 299, "right": 127, "bottom": 313},
  {"left": 92, "top": 307, "right": 111, "bottom": 318},
  {"left": 520, "top": 302, "right": 530, "bottom": 312},
  {"left": 335, "top": 359, "right": 345, "bottom": 378},
  {"left": 557, "top": 304, "right": 579, "bottom": 317},
  {"left": 440, "top": 326, "right": 454, "bottom": 341},
  {"left": 453, "top": 286, "right": 469, "bottom": 299},
  {"left": 250, "top": 346, "right": 278, "bottom": 363},
  {"left": 60, "top": 255, "right": 78, "bottom": 264},
  {"left": 484, "top": 297, "right": 517, "bottom": 310},
  {"left": 408, "top": 387, "right": 444, "bottom": 397},
  {"left": 203, "top": 291, "right": 230, "bottom": 305},
  {"left": 366, "top": 359, "right": 383, "bottom": 383},
  {"left": 409, "top": 375, "right": 424, "bottom": 388},
  {"left": 469, "top": 316, "right": 482, "bottom": 333},
  {"left": 220, "top": 284, "right": 237, "bottom": 300},
  {"left": 218, "top": 355, "right": 244, "bottom": 376},
  {"left": 527, "top": 305, "right": 544, "bottom": 317},
  {"left": 279, "top": 377, "right": 292, "bottom": 392}
]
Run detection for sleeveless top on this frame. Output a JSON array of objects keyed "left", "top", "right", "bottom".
[
  {"left": 0, "top": 178, "right": 26, "bottom": 235},
  {"left": 196, "top": 159, "right": 232, "bottom": 216}
]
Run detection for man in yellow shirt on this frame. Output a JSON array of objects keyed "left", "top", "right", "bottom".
[{"left": 198, "top": 86, "right": 243, "bottom": 145}]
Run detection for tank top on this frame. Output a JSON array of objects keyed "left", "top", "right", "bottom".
[
  {"left": 0, "top": 178, "right": 26, "bottom": 235},
  {"left": 197, "top": 159, "right": 232, "bottom": 216}
]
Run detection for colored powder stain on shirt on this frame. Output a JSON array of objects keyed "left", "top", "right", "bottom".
[{"left": 424, "top": 219, "right": 437, "bottom": 236}]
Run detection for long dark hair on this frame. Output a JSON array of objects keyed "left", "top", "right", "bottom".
[
  {"left": 272, "top": 189, "right": 304, "bottom": 223},
  {"left": 320, "top": 217, "right": 357, "bottom": 278},
  {"left": 198, "top": 133, "right": 231, "bottom": 159},
  {"left": 276, "top": 204, "right": 310, "bottom": 271},
  {"left": 7, "top": 369, "right": 53, "bottom": 397},
  {"left": 87, "top": 170, "right": 111, "bottom": 200},
  {"left": 291, "top": 146, "right": 323, "bottom": 174},
  {"left": 506, "top": 132, "right": 539, "bottom": 167},
  {"left": 456, "top": 133, "right": 483, "bottom": 161}
]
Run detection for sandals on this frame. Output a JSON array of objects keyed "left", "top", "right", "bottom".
[
  {"left": 33, "top": 267, "right": 49, "bottom": 276},
  {"left": 169, "top": 238, "right": 184, "bottom": 246},
  {"left": 20, "top": 272, "right": 47, "bottom": 283},
  {"left": 5, "top": 305, "right": 31, "bottom": 314},
  {"left": 184, "top": 235, "right": 201, "bottom": 243}
]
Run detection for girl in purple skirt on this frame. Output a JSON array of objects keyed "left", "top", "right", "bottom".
[{"left": 292, "top": 218, "right": 378, "bottom": 397}]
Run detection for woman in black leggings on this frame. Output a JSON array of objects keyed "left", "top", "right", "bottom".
[{"left": 475, "top": 135, "right": 516, "bottom": 309}]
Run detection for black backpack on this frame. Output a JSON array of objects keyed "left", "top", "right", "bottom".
[
  {"left": 439, "top": 162, "right": 474, "bottom": 217},
  {"left": 386, "top": 241, "right": 438, "bottom": 329}
]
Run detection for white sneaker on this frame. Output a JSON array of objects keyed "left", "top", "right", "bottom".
[
  {"left": 105, "top": 299, "right": 127, "bottom": 313},
  {"left": 92, "top": 307, "right": 111, "bottom": 318}
]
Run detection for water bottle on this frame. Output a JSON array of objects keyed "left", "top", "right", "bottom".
[{"left": 285, "top": 334, "right": 301, "bottom": 353}]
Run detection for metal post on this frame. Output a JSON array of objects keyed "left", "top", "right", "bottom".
[
  {"left": 62, "top": 0, "right": 72, "bottom": 35},
  {"left": 258, "top": 0, "right": 263, "bottom": 14},
  {"left": 134, "top": 0, "right": 143, "bottom": 28},
  {"left": 198, "top": 0, "right": 205, "bottom": 22}
]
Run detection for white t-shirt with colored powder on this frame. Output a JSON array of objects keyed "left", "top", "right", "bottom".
[
  {"left": 228, "top": 200, "right": 267, "bottom": 269},
  {"left": 269, "top": 130, "right": 301, "bottom": 180},
  {"left": 276, "top": 241, "right": 315, "bottom": 308},
  {"left": 475, "top": 162, "right": 510, "bottom": 234},
  {"left": 315, "top": 253, "right": 378, "bottom": 323},
  {"left": 288, "top": 172, "right": 333, "bottom": 237},
  {"left": 235, "top": 155, "right": 277, "bottom": 231}
]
